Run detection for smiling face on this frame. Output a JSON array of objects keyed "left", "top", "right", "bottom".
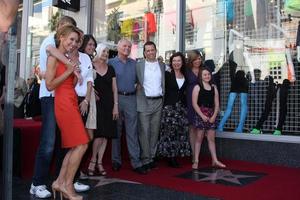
[
  {"left": 171, "top": 56, "right": 183, "bottom": 71},
  {"left": 144, "top": 44, "right": 157, "bottom": 61},
  {"left": 192, "top": 55, "right": 202, "bottom": 68},
  {"left": 84, "top": 38, "right": 96, "bottom": 56},
  {"left": 117, "top": 40, "right": 131, "bottom": 57},
  {"left": 201, "top": 69, "right": 212, "bottom": 83},
  {"left": 60, "top": 31, "right": 79, "bottom": 53},
  {"left": 98, "top": 47, "right": 109, "bottom": 62}
]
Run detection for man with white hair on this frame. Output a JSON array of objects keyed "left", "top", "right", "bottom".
[{"left": 108, "top": 38, "right": 146, "bottom": 174}]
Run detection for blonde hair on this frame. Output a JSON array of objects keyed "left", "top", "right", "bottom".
[
  {"left": 56, "top": 25, "right": 80, "bottom": 47},
  {"left": 94, "top": 43, "right": 109, "bottom": 62}
]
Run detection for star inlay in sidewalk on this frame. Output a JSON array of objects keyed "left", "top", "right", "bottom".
[
  {"left": 177, "top": 167, "right": 266, "bottom": 186},
  {"left": 88, "top": 176, "right": 140, "bottom": 187},
  {"left": 195, "top": 169, "right": 257, "bottom": 185}
]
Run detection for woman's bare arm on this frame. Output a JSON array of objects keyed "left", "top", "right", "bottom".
[
  {"left": 211, "top": 85, "right": 220, "bottom": 120},
  {"left": 112, "top": 77, "right": 119, "bottom": 120},
  {"left": 45, "top": 56, "right": 74, "bottom": 91},
  {"left": 46, "top": 45, "right": 73, "bottom": 66}
]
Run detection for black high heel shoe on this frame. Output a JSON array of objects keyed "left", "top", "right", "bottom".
[
  {"left": 97, "top": 162, "right": 107, "bottom": 176},
  {"left": 86, "top": 160, "right": 97, "bottom": 176},
  {"left": 192, "top": 162, "right": 199, "bottom": 170}
]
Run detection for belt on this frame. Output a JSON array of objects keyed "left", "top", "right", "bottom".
[
  {"left": 146, "top": 96, "right": 163, "bottom": 100},
  {"left": 118, "top": 91, "right": 136, "bottom": 96}
]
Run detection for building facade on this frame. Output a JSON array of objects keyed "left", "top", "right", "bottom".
[{"left": 16, "top": 0, "right": 300, "bottom": 137}]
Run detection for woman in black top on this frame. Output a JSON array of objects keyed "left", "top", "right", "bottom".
[
  {"left": 86, "top": 43, "right": 119, "bottom": 176},
  {"left": 192, "top": 68, "right": 225, "bottom": 170},
  {"left": 156, "top": 52, "right": 191, "bottom": 168}
]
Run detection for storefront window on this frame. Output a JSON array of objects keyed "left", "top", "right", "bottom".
[
  {"left": 18, "top": 0, "right": 59, "bottom": 79},
  {"left": 93, "top": 0, "right": 177, "bottom": 62},
  {"left": 19, "top": 0, "right": 88, "bottom": 80},
  {"left": 185, "top": 0, "right": 226, "bottom": 64},
  {"left": 185, "top": 0, "right": 299, "bottom": 136}
]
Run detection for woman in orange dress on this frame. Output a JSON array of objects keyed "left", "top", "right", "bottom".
[{"left": 46, "top": 25, "right": 89, "bottom": 200}]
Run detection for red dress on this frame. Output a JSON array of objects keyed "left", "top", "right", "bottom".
[{"left": 54, "top": 62, "right": 89, "bottom": 148}]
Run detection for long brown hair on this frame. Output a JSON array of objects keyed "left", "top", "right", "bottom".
[
  {"left": 198, "top": 67, "right": 213, "bottom": 88},
  {"left": 187, "top": 50, "right": 203, "bottom": 69}
]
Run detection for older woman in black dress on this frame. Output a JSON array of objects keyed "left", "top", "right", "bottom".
[
  {"left": 156, "top": 52, "right": 191, "bottom": 167},
  {"left": 86, "top": 43, "right": 119, "bottom": 176}
]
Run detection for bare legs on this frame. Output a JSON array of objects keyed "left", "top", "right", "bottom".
[
  {"left": 192, "top": 129, "right": 225, "bottom": 169},
  {"left": 206, "top": 129, "right": 225, "bottom": 168},
  {"left": 193, "top": 129, "right": 204, "bottom": 169},
  {"left": 53, "top": 143, "right": 88, "bottom": 199},
  {"left": 87, "top": 129, "right": 94, "bottom": 140},
  {"left": 189, "top": 125, "right": 196, "bottom": 162},
  {"left": 88, "top": 137, "right": 107, "bottom": 175}
]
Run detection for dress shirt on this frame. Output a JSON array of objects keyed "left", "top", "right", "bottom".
[
  {"left": 143, "top": 61, "right": 162, "bottom": 97},
  {"left": 39, "top": 34, "right": 55, "bottom": 98},
  {"left": 75, "top": 52, "right": 93, "bottom": 97}
]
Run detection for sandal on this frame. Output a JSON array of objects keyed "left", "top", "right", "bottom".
[
  {"left": 192, "top": 162, "right": 198, "bottom": 170},
  {"left": 97, "top": 163, "right": 107, "bottom": 176},
  {"left": 87, "top": 160, "right": 97, "bottom": 176}
]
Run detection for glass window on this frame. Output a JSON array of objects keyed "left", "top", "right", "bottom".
[
  {"left": 185, "top": 0, "right": 226, "bottom": 64},
  {"left": 183, "top": 0, "right": 299, "bottom": 136},
  {"left": 18, "top": 0, "right": 60, "bottom": 79},
  {"left": 93, "top": 0, "right": 177, "bottom": 63}
]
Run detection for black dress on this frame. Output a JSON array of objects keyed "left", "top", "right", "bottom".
[{"left": 93, "top": 65, "right": 117, "bottom": 138}]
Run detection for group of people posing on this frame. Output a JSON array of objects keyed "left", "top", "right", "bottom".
[{"left": 29, "top": 16, "right": 225, "bottom": 200}]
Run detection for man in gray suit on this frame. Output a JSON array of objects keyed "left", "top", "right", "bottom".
[
  {"left": 109, "top": 38, "right": 147, "bottom": 175},
  {"left": 136, "top": 41, "right": 165, "bottom": 170}
]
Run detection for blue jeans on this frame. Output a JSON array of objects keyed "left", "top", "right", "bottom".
[
  {"left": 32, "top": 97, "right": 56, "bottom": 185},
  {"left": 218, "top": 92, "right": 248, "bottom": 133}
]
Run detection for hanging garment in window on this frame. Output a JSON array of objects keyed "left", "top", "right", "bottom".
[
  {"left": 217, "top": 0, "right": 235, "bottom": 23},
  {"left": 244, "top": 0, "right": 255, "bottom": 30},
  {"left": 144, "top": 12, "right": 157, "bottom": 34},
  {"left": 226, "top": 0, "right": 235, "bottom": 23},
  {"left": 121, "top": 19, "right": 134, "bottom": 37}
]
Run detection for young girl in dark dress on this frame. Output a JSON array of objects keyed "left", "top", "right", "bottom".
[{"left": 191, "top": 68, "right": 225, "bottom": 170}]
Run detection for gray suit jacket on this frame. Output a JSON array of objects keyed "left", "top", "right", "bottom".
[{"left": 136, "top": 60, "right": 165, "bottom": 112}]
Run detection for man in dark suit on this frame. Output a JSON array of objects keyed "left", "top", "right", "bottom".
[{"left": 136, "top": 41, "right": 165, "bottom": 170}]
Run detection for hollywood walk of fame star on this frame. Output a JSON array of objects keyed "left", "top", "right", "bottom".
[
  {"left": 193, "top": 169, "right": 258, "bottom": 185},
  {"left": 88, "top": 176, "right": 140, "bottom": 187}
]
